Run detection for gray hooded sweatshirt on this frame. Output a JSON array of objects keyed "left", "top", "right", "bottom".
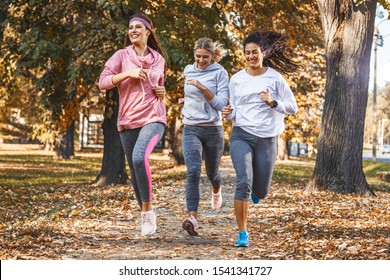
[{"left": 182, "top": 62, "right": 229, "bottom": 125}]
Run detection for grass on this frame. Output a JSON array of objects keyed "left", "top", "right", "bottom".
[
  {"left": 0, "top": 153, "right": 390, "bottom": 197},
  {"left": 363, "top": 161, "right": 390, "bottom": 192},
  {"left": 1, "top": 152, "right": 389, "bottom": 192},
  {"left": 274, "top": 160, "right": 314, "bottom": 185},
  {"left": 0, "top": 154, "right": 102, "bottom": 187}
]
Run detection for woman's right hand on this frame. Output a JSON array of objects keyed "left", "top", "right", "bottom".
[
  {"left": 178, "top": 98, "right": 185, "bottom": 107},
  {"left": 222, "top": 104, "right": 232, "bottom": 119},
  {"left": 112, "top": 68, "right": 147, "bottom": 86},
  {"left": 127, "top": 68, "right": 147, "bottom": 81}
]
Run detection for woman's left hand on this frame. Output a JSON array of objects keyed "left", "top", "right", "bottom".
[
  {"left": 222, "top": 104, "right": 233, "bottom": 119},
  {"left": 186, "top": 79, "right": 207, "bottom": 92},
  {"left": 153, "top": 86, "right": 166, "bottom": 99},
  {"left": 259, "top": 88, "right": 274, "bottom": 107}
]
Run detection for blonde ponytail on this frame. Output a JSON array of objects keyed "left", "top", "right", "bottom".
[
  {"left": 212, "top": 41, "right": 227, "bottom": 62},
  {"left": 194, "top": 38, "right": 227, "bottom": 62}
]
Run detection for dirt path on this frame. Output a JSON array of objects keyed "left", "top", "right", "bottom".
[{"left": 61, "top": 156, "right": 254, "bottom": 260}]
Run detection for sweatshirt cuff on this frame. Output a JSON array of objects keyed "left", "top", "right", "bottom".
[
  {"left": 99, "top": 75, "right": 115, "bottom": 90},
  {"left": 209, "top": 95, "right": 219, "bottom": 107},
  {"left": 273, "top": 101, "right": 285, "bottom": 113}
]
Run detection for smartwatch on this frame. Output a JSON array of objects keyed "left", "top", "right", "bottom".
[{"left": 271, "top": 100, "right": 278, "bottom": 108}]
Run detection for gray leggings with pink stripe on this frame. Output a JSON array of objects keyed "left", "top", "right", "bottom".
[{"left": 119, "top": 122, "right": 165, "bottom": 207}]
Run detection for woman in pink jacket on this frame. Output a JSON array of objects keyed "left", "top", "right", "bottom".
[{"left": 99, "top": 13, "right": 166, "bottom": 236}]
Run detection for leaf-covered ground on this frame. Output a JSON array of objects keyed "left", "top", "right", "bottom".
[{"left": 0, "top": 144, "right": 389, "bottom": 260}]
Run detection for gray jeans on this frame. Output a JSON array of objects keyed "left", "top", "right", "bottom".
[
  {"left": 119, "top": 122, "right": 165, "bottom": 207},
  {"left": 182, "top": 125, "right": 224, "bottom": 212},
  {"left": 230, "top": 127, "right": 277, "bottom": 201}
]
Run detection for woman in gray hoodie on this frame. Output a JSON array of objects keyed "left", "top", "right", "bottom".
[{"left": 181, "top": 38, "right": 229, "bottom": 236}]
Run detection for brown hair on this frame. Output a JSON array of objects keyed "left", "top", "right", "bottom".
[
  {"left": 243, "top": 30, "right": 300, "bottom": 75},
  {"left": 123, "top": 13, "right": 166, "bottom": 59}
]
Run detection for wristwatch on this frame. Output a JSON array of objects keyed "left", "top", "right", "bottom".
[{"left": 271, "top": 100, "right": 278, "bottom": 108}]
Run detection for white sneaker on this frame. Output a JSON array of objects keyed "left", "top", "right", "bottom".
[
  {"left": 141, "top": 209, "right": 156, "bottom": 236},
  {"left": 211, "top": 188, "right": 222, "bottom": 210},
  {"left": 182, "top": 216, "right": 199, "bottom": 236}
]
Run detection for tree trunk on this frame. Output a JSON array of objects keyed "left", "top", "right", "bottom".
[
  {"left": 171, "top": 118, "right": 185, "bottom": 165},
  {"left": 54, "top": 132, "right": 66, "bottom": 159},
  {"left": 309, "top": 0, "right": 376, "bottom": 196},
  {"left": 65, "top": 120, "right": 75, "bottom": 158},
  {"left": 54, "top": 90, "right": 76, "bottom": 160},
  {"left": 0, "top": 3, "right": 7, "bottom": 42},
  {"left": 54, "top": 122, "right": 74, "bottom": 160},
  {"left": 277, "top": 137, "right": 289, "bottom": 160},
  {"left": 95, "top": 88, "right": 128, "bottom": 187}
]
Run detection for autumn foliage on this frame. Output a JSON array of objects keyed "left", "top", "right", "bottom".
[{"left": 0, "top": 0, "right": 326, "bottom": 153}]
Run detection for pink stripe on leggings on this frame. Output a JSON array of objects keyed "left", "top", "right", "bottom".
[{"left": 144, "top": 134, "right": 160, "bottom": 200}]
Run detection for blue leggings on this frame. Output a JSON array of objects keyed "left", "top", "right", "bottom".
[
  {"left": 119, "top": 122, "right": 165, "bottom": 207},
  {"left": 230, "top": 127, "right": 277, "bottom": 201},
  {"left": 182, "top": 125, "right": 224, "bottom": 212}
]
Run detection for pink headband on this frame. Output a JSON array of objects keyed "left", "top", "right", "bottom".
[{"left": 129, "top": 17, "right": 152, "bottom": 30}]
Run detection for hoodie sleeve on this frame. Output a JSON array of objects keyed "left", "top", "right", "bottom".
[
  {"left": 158, "top": 70, "right": 165, "bottom": 87},
  {"left": 209, "top": 68, "right": 229, "bottom": 111},
  {"left": 156, "top": 56, "right": 166, "bottom": 87},
  {"left": 98, "top": 50, "right": 123, "bottom": 91}
]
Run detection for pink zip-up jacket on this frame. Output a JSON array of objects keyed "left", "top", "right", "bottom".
[{"left": 99, "top": 45, "right": 167, "bottom": 131}]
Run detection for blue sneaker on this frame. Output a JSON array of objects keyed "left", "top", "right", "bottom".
[
  {"left": 251, "top": 193, "right": 261, "bottom": 204},
  {"left": 235, "top": 230, "right": 249, "bottom": 247}
]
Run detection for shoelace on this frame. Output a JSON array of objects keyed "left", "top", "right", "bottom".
[
  {"left": 142, "top": 214, "right": 152, "bottom": 224},
  {"left": 212, "top": 192, "right": 220, "bottom": 201}
]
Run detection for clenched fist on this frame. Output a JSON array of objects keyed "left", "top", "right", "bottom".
[
  {"left": 259, "top": 88, "right": 274, "bottom": 107},
  {"left": 222, "top": 104, "right": 233, "bottom": 119},
  {"left": 152, "top": 86, "right": 166, "bottom": 99}
]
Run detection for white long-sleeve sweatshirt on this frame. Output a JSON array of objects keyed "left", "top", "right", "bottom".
[{"left": 227, "top": 67, "right": 298, "bottom": 138}]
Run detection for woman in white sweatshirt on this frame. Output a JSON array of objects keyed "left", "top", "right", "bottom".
[
  {"left": 222, "top": 30, "right": 299, "bottom": 247},
  {"left": 181, "top": 38, "right": 229, "bottom": 236}
]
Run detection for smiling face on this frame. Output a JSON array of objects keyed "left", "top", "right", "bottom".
[
  {"left": 194, "top": 48, "right": 213, "bottom": 70},
  {"left": 244, "top": 42, "right": 266, "bottom": 69},
  {"left": 128, "top": 20, "right": 150, "bottom": 46}
]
